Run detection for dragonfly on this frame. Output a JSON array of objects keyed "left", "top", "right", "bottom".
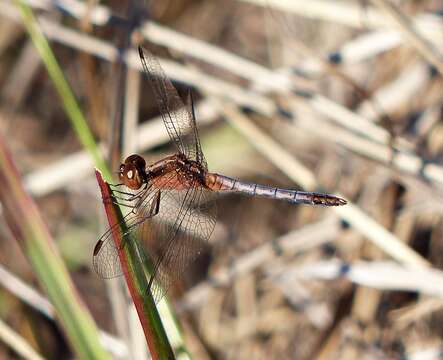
[{"left": 93, "top": 46, "right": 347, "bottom": 303}]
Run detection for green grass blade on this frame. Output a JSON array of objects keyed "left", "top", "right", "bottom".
[
  {"left": 13, "top": 0, "right": 111, "bottom": 181},
  {"left": 95, "top": 170, "right": 175, "bottom": 360},
  {"left": 0, "top": 137, "right": 108, "bottom": 359}
]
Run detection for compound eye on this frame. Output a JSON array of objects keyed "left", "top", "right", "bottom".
[
  {"left": 122, "top": 164, "right": 142, "bottom": 190},
  {"left": 125, "top": 154, "right": 146, "bottom": 169}
]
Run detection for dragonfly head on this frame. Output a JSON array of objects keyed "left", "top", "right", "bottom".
[{"left": 119, "top": 154, "right": 147, "bottom": 190}]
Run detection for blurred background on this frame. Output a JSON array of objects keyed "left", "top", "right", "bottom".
[{"left": 1, "top": 0, "right": 443, "bottom": 359}]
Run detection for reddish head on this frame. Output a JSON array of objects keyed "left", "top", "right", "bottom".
[{"left": 119, "top": 154, "right": 147, "bottom": 190}]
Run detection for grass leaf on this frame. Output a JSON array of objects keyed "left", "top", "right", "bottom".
[
  {"left": 0, "top": 137, "right": 108, "bottom": 359},
  {"left": 13, "top": 0, "right": 111, "bottom": 181},
  {"left": 95, "top": 169, "right": 175, "bottom": 360}
]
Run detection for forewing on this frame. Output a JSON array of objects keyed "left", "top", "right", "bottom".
[
  {"left": 138, "top": 46, "right": 206, "bottom": 168},
  {"left": 92, "top": 225, "right": 122, "bottom": 279},
  {"left": 186, "top": 90, "right": 207, "bottom": 169},
  {"left": 93, "top": 171, "right": 217, "bottom": 304},
  {"left": 93, "top": 186, "right": 160, "bottom": 279}
]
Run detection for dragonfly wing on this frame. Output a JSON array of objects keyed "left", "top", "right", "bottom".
[
  {"left": 138, "top": 46, "right": 207, "bottom": 169},
  {"left": 93, "top": 187, "right": 160, "bottom": 279},
  {"left": 92, "top": 225, "right": 123, "bottom": 279},
  {"left": 185, "top": 90, "right": 207, "bottom": 169},
  {"left": 139, "top": 186, "right": 217, "bottom": 303},
  {"left": 94, "top": 171, "right": 217, "bottom": 303}
]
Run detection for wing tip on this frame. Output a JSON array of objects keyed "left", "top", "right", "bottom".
[{"left": 138, "top": 45, "right": 144, "bottom": 59}]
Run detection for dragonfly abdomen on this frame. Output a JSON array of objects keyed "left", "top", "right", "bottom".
[{"left": 206, "top": 173, "right": 346, "bottom": 206}]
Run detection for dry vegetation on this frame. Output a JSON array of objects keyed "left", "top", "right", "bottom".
[{"left": 1, "top": 0, "right": 443, "bottom": 359}]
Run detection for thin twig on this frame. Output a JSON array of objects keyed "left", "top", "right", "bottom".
[
  {"left": 238, "top": 0, "right": 443, "bottom": 40},
  {"left": 214, "top": 100, "right": 429, "bottom": 268},
  {"left": 274, "top": 259, "right": 443, "bottom": 297},
  {"left": 181, "top": 216, "right": 341, "bottom": 310},
  {"left": 4, "top": 2, "right": 443, "bottom": 188},
  {"left": 0, "top": 318, "right": 44, "bottom": 360},
  {"left": 370, "top": 0, "right": 443, "bottom": 76},
  {"left": 0, "top": 265, "right": 128, "bottom": 358}
]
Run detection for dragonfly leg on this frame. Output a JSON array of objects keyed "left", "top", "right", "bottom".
[
  {"left": 111, "top": 188, "right": 141, "bottom": 196},
  {"left": 108, "top": 186, "right": 150, "bottom": 207},
  {"left": 101, "top": 194, "right": 138, "bottom": 214},
  {"left": 111, "top": 189, "right": 143, "bottom": 200},
  {"left": 102, "top": 194, "right": 135, "bottom": 206},
  {"left": 113, "top": 201, "right": 137, "bottom": 211},
  {"left": 111, "top": 193, "right": 139, "bottom": 202},
  {"left": 131, "top": 184, "right": 154, "bottom": 210},
  {"left": 113, "top": 183, "right": 152, "bottom": 202}
]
